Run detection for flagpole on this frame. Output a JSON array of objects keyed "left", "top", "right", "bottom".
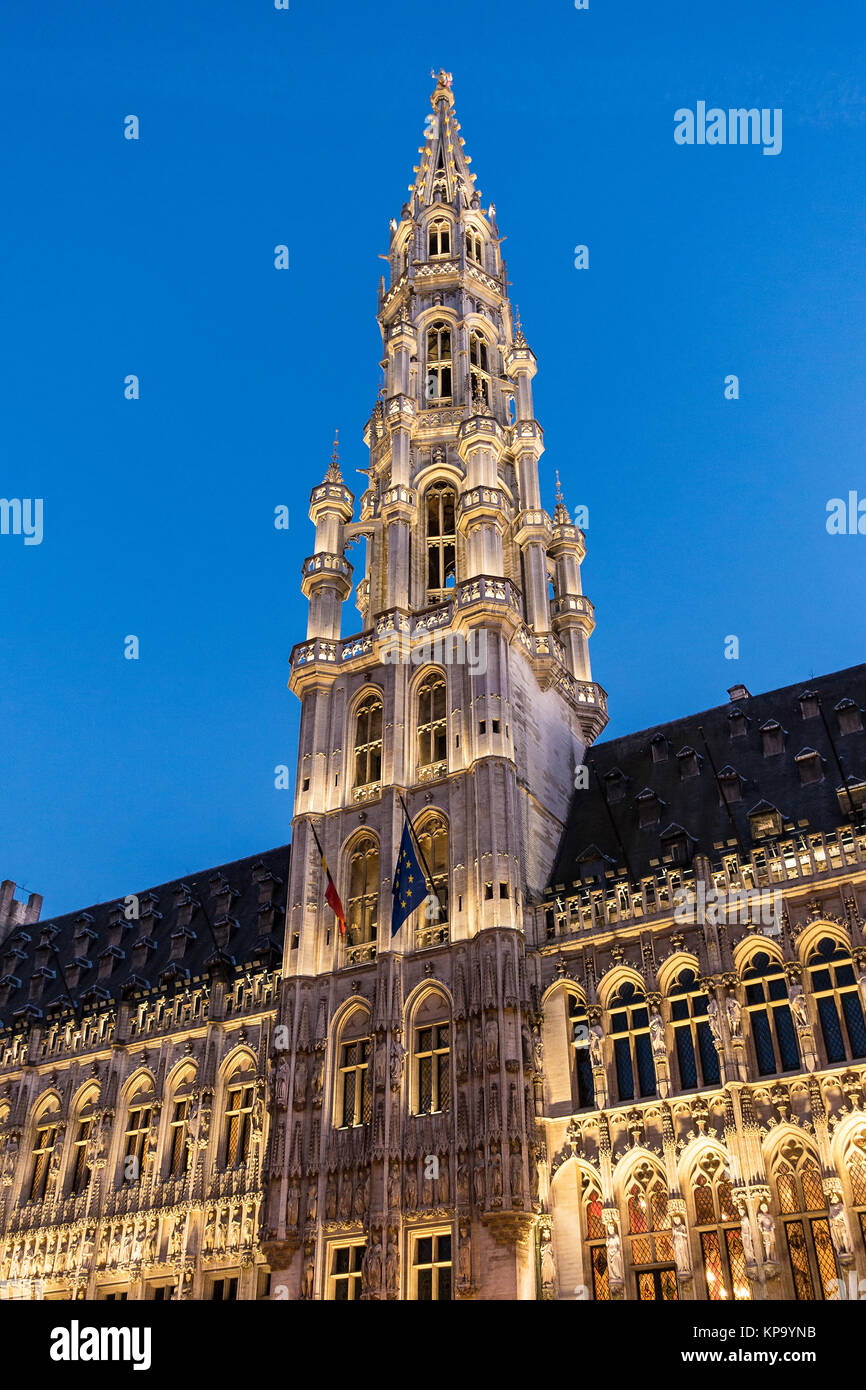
[{"left": 396, "top": 791, "right": 444, "bottom": 916}]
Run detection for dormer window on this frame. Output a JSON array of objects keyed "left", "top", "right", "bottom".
[
  {"left": 465, "top": 228, "right": 483, "bottom": 264},
  {"left": 650, "top": 734, "right": 668, "bottom": 763},
  {"left": 660, "top": 824, "right": 692, "bottom": 866},
  {"left": 728, "top": 709, "right": 748, "bottom": 738},
  {"left": 637, "top": 789, "right": 662, "bottom": 829},
  {"left": 795, "top": 748, "right": 824, "bottom": 786},
  {"left": 428, "top": 219, "right": 450, "bottom": 257},
  {"left": 676, "top": 747, "right": 701, "bottom": 779},
  {"left": 425, "top": 483, "right": 456, "bottom": 601},
  {"left": 748, "top": 801, "right": 783, "bottom": 841},
  {"left": 836, "top": 778, "right": 866, "bottom": 814},
  {"left": 760, "top": 720, "right": 785, "bottom": 757},
  {"left": 603, "top": 769, "right": 628, "bottom": 804},
  {"left": 718, "top": 766, "right": 743, "bottom": 803},
  {"left": 837, "top": 698, "right": 864, "bottom": 736},
  {"left": 798, "top": 690, "right": 820, "bottom": 720}
]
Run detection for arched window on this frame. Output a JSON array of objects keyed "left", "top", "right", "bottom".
[
  {"left": 428, "top": 219, "right": 451, "bottom": 257},
  {"left": 335, "top": 1010, "right": 372, "bottom": 1129},
  {"left": 166, "top": 1067, "right": 196, "bottom": 1180},
  {"left": 465, "top": 228, "right": 483, "bottom": 264},
  {"left": 807, "top": 936, "right": 866, "bottom": 1063},
  {"left": 223, "top": 1076, "right": 254, "bottom": 1168},
  {"left": 123, "top": 1079, "right": 155, "bottom": 1185},
  {"left": 668, "top": 969, "right": 720, "bottom": 1089},
  {"left": 469, "top": 330, "right": 491, "bottom": 406},
  {"left": 353, "top": 694, "right": 382, "bottom": 791},
  {"left": 417, "top": 672, "right": 447, "bottom": 773},
  {"left": 584, "top": 1185, "right": 610, "bottom": 1300},
  {"left": 773, "top": 1138, "right": 840, "bottom": 1300},
  {"left": 426, "top": 322, "right": 453, "bottom": 403},
  {"left": 412, "top": 992, "right": 451, "bottom": 1115},
  {"left": 743, "top": 953, "right": 799, "bottom": 1075},
  {"left": 567, "top": 994, "right": 595, "bottom": 1109},
  {"left": 690, "top": 1152, "right": 750, "bottom": 1300},
  {"left": 609, "top": 981, "right": 656, "bottom": 1102},
  {"left": 29, "top": 1107, "right": 58, "bottom": 1202},
  {"left": 346, "top": 834, "right": 379, "bottom": 950},
  {"left": 844, "top": 1130, "right": 866, "bottom": 1253},
  {"left": 626, "top": 1162, "right": 677, "bottom": 1301},
  {"left": 414, "top": 815, "right": 449, "bottom": 940},
  {"left": 425, "top": 484, "right": 456, "bottom": 600},
  {"left": 68, "top": 1089, "right": 98, "bottom": 1197}
]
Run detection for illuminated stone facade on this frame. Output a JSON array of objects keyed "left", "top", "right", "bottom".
[{"left": 2, "top": 74, "right": 865, "bottom": 1303}]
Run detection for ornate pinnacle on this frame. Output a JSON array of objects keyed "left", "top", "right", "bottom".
[
  {"left": 325, "top": 430, "right": 343, "bottom": 484},
  {"left": 513, "top": 305, "right": 526, "bottom": 348},
  {"left": 553, "top": 469, "right": 571, "bottom": 525}
]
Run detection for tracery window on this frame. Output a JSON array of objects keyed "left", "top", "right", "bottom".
[
  {"left": 774, "top": 1139, "right": 840, "bottom": 1300},
  {"left": 417, "top": 673, "right": 447, "bottom": 772},
  {"left": 428, "top": 219, "right": 451, "bottom": 257},
  {"left": 414, "top": 815, "right": 449, "bottom": 929},
  {"left": 807, "top": 936, "right": 866, "bottom": 1064},
  {"left": 223, "top": 1084, "right": 254, "bottom": 1168},
  {"left": 567, "top": 993, "right": 595, "bottom": 1109},
  {"left": 69, "top": 1117, "right": 92, "bottom": 1195},
  {"left": 353, "top": 695, "right": 383, "bottom": 790},
  {"left": 414, "top": 1020, "right": 450, "bottom": 1115},
  {"left": 425, "top": 484, "right": 456, "bottom": 599},
  {"left": 337, "top": 1034, "right": 372, "bottom": 1129},
  {"left": 583, "top": 1185, "right": 610, "bottom": 1300},
  {"left": 425, "top": 322, "right": 453, "bottom": 403},
  {"left": 465, "top": 228, "right": 483, "bottom": 264},
  {"left": 690, "top": 1153, "right": 751, "bottom": 1300},
  {"left": 609, "top": 981, "right": 656, "bottom": 1102},
  {"left": 168, "top": 1099, "right": 190, "bottom": 1178},
  {"left": 626, "top": 1163, "right": 677, "bottom": 1300},
  {"left": 29, "top": 1121, "right": 57, "bottom": 1201},
  {"left": 469, "top": 330, "right": 492, "bottom": 406},
  {"left": 845, "top": 1131, "right": 866, "bottom": 1253},
  {"left": 668, "top": 969, "right": 720, "bottom": 1089},
  {"left": 123, "top": 1105, "right": 151, "bottom": 1182},
  {"left": 743, "top": 952, "right": 799, "bottom": 1075},
  {"left": 346, "top": 834, "right": 379, "bottom": 947}
]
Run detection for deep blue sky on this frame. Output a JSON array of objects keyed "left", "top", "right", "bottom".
[{"left": 2, "top": 0, "right": 864, "bottom": 916}]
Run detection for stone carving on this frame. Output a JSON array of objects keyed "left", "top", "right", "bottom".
[
  {"left": 485, "top": 1018, "right": 500, "bottom": 1070},
  {"left": 539, "top": 1219, "right": 556, "bottom": 1298},
  {"left": 589, "top": 1024, "right": 604, "bottom": 1070},
  {"left": 389, "top": 1036, "right": 406, "bottom": 1090},
  {"left": 757, "top": 1202, "right": 777, "bottom": 1262},
  {"left": 726, "top": 996, "right": 742, "bottom": 1038},
  {"left": 604, "top": 1219, "right": 623, "bottom": 1283},
  {"left": 829, "top": 1199, "right": 853, "bottom": 1258},
  {"left": 707, "top": 996, "right": 723, "bottom": 1046},
  {"left": 738, "top": 1204, "right": 756, "bottom": 1266},
  {"left": 671, "top": 1215, "right": 691, "bottom": 1275},
  {"left": 649, "top": 1012, "right": 666, "bottom": 1060}
]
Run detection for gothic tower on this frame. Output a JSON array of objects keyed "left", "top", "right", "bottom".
[{"left": 263, "top": 71, "right": 607, "bottom": 1300}]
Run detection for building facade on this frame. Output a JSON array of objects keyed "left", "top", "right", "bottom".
[{"left": 1, "top": 73, "right": 865, "bottom": 1301}]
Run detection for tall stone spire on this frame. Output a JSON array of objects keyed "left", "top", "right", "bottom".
[{"left": 409, "top": 69, "right": 480, "bottom": 211}]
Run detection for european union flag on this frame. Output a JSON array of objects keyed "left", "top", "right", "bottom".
[{"left": 392, "top": 820, "right": 427, "bottom": 936}]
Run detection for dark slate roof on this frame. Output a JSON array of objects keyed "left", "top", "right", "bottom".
[
  {"left": 0, "top": 844, "right": 290, "bottom": 1029},
  {"left": 550, "top": 664, "right": 866, "bottom": 890}
]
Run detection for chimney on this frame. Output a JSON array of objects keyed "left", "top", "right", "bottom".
[
  {"left": 727, "top": 683, "right": 751, "bottom": 703},
  {"left": 0, "top": 880, "right": 43, "bottom": 947}
]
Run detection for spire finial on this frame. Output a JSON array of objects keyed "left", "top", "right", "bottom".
[
  {"left": 513, "top": 305, "right": 526, "bottom": 347},
  {"left": 555, "top": 469, "right": 563, "bottom": 504},
  {"left": 553, "top": 468, "right": 570, "bottom": 525},
  {"left": 325, "top": 429, "right": 343, "bottom": 483}
]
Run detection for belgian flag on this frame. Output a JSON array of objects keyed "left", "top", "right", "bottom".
[{"left": 309, "top": 821, "right": 346, "bottom": 936}]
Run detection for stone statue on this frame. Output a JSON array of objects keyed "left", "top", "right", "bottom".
[
  {"left": 456, "top": 1030, "right": 468, "bottom": 1077},
  {"left": 789, "top": 988, "right": 809, "bottom": 1031},
  {"left": 276, "top": 1057, "right": 290, "bottom": 1110},
  {"left": 589, "top": 1024, "right": 604, "bottom": 1070},
  {"left": 707, "top": 995, "right": 723, "bottom": 1046},
  {"left": 388, "top": 1161, "right": 401, "bottom": 1211},
  {"left": 389, "top": 1036, "right": 406, "bottom": 1090},
  {"left": 485, "top": 1018, "right": 500, "bottom": 1070},
  {"left": 671, "top": 1215, "right": 691, "bottom": 1274},
  {"left": 361, "top": 1237, "right": 382, "bottom": 1295},
  {"left": 457, "top": 1223, "right": 471, "bottom": 1288},
  {"left": 300, "top": 1245, "right": 315, "bottom": 1300},
  {"left": 490, "top": 1149, "right": 503, "bottom": 1203},
  {"left": 325, "top": 1171, "right": 337, "bottom": 1221},
  {"left": 649, "top": 1011, "right": 666, "bottom": 1059},
  {"left": 604, "top": 1221, "right": 623, "bottom": 1283},
  {"left": 385, "top": 1239, "right": 399, "bottom": 1299},
  {"left": 757, "top": 1202, "right": 777, "bottom": 1262},
  {"left": 521, "top": 1023, "right": 533, "bottom": 1068},
  {"left": 739, "top": 1204, "right": 756, "bottom": 1265},
  {"left": 403, "top": 1164, "right": 417, "bottom": 1212},
  {"left": 726, "top": 996, "right": 742, "bottom": 1038},
  {"left": 471, "top": 1030, "right": 483, "bottom": 1073},
  {"left": 509, "top": 1149, "right": 523, "bottom": 1204},
  {"left": 374, "top": 1042, "right": 387, "bottom": 1089},
  {"left": 532, "top": 1025, "right": 544, "bottom": 1074},
  {"left": 473, "top": 1162, "right": 485, "bottom": 1209},
  {"left": 293, "top": 1058, "right": 308, "bottom": 1108},
  {"left": 352, "top": 1170, "right": 367, "bottom": 1221},
  {"left": 539, "top": 1222, "right": 556, "bottom": 1298},
  {"left": 457, "top": 1156, "right": 470, "bottom": 1205},
  {"left": 286, "top": 1182, "right": 300, "bottom": 1229},
  {"left": 829, "top": 1200, "right": 853, "bottom": 1258}
]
